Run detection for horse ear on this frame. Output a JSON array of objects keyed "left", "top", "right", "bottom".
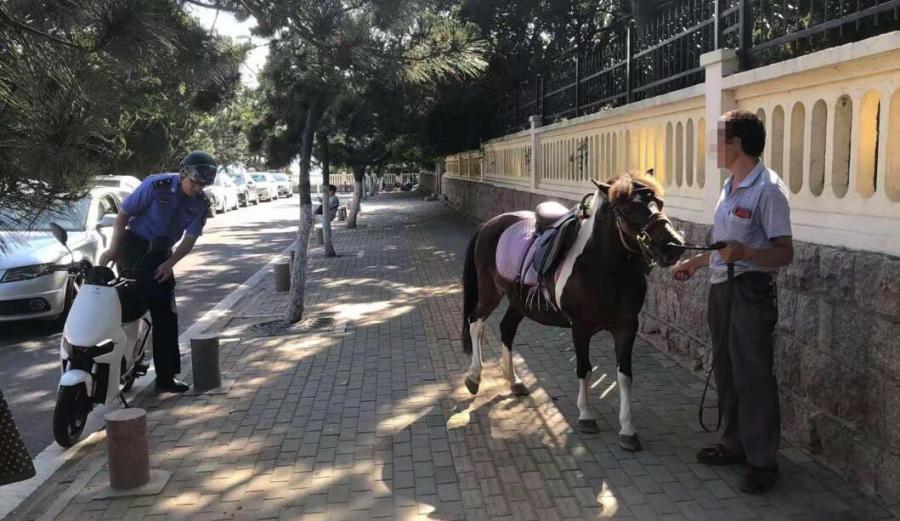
[{"left": 591, "top": 179, "right": 611, "bottom": 196}]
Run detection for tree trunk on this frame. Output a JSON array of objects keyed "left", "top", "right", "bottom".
[
  {"left": 285, "top": 101, "right": 324, "bottom": 324},
  {"left": 317, "top": 132, "right": 336, "bottom": 257},
  {"left": 347, "top": 165, "right": 364, "bottom": 228}
]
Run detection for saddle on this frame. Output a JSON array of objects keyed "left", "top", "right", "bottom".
[
  {"left": 530, "top": 202, "right": 580, "bottom": 281},
  {"left": 495, "top": 201, "right": 582, "bottom": 316}
]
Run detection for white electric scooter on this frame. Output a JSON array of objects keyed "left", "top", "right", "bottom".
[{"left": 48, "top": 223, "right": 152, "bottom": 448}]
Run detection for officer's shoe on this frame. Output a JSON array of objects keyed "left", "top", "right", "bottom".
[{"left": 155, "top": 377, "right": 190, "bottom": 393}]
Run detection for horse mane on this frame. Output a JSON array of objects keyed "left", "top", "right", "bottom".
[{"left": 607, "top": 173, "right": 665, "bottom": 203}]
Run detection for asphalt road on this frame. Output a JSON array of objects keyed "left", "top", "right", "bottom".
[{"left": 0, "top": 194, "right": 319, "bottom": 456}]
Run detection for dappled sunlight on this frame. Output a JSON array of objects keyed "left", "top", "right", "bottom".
[
  {"left": 448, "top": 358, "right": 571, "bottom": 450},
  {"left": 375, "top": 382, "right": 447, "bottom": 436},
  {"left": 319, "top": 276, "right": 460, "bottom": 299},
  {"left": 444, "top": 355, "right": 622, "bottom": 517},
  {"left": 596, "top": 481, "right": 620, "bottom": 518},
  {"left": 331, "top": 301, "right": 414, "bottom": 327}
]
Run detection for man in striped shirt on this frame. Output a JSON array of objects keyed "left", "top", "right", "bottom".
[{"left": 673, "top": 110, "right": 794, "bottom": 494}]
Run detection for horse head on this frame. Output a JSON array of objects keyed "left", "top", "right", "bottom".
[{"left": 593, "top": 174, "right": 686, "bottom": 268}]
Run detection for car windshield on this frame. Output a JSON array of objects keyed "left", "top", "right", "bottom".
[
  {"left": 232, "top": 174, "right": 245, "bottom": 184},
  {"left": 275, "top": 174, "right": 288, "bottom": 181},
  {"left": 251, "top": 175, "right": 267, "bottom": 182},
  {"left": 0, "top": 198, "right": 90, "bottom": 231}
]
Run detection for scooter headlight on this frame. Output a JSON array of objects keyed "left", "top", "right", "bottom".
[{"left": 64, "top": 340, "right": 114, "bottom": 360}]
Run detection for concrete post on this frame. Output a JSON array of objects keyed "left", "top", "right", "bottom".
[
  {"left": 315, "top": 225, "right": 324, "bottom": 245},
  {"left": 273, "top": 262, "right": 290, "bottom": 292},
  {"left": 338, "top": 207, "right": 347, "bottom": 221},
  {"left": 105, "top": 408, "right": 149, "bottom": 490},
  {"left": 190, "top": 335, "right": 221, "bottom": 392},
  {"left": 529, "top": 115, "right": 542, "bottom": 190},
  {"left": 700, "top": 48, "right": 739, "bottom": 223}
]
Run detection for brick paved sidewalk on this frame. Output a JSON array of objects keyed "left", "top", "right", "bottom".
[{"left": 7, "top": 192, "right": 894, "bottom": 521}]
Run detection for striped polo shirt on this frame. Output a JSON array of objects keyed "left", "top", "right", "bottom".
[{"left": 709, "top": 160, "right": 792, "bottom": 284}]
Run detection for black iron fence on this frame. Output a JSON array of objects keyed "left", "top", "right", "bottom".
[{"left": 496, "top": 0, "right": 900, "bottom": 136}]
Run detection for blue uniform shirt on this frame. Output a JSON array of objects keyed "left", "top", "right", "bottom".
[
  {"left": 709, "top": 161, "right": 792, "bottom": 284},
  {"left": 123, "top": 173, "right": 209, "bottom": 248}
]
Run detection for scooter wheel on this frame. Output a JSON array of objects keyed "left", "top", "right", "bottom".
[{"left": 53, "top": 384, "right": 91, "bottom": 448}]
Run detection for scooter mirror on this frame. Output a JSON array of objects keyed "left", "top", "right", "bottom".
[{"left": 49, "top": 222, "right": 68, "bottom": 246}]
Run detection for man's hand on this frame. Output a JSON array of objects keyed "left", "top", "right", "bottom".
[
  {"left": 718, "top": 241, "right": 750, "bottom": 263},
  {"left": 154, "top": 260, "right": 174, "bottom": 282},
  {"left": 673, "top": 252, "right": 709, "bottom": 281},
  {"left": 99, "top": 249, "right": 118, "bottom": 266},
  {"left": 673, "top": 259, "right": 699, "bottom": 281}
]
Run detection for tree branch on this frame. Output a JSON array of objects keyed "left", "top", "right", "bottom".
[
  {"left": 0, "top": 8, "right": 79, "bottom": 48},
  {"left": 180, "top": 0, "right": 244, "bottom": 13}
]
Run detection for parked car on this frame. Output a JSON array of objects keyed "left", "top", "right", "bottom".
[
  {"left": 231, "top": 173, "right": 259, "bottom": 207},
  {"left": 272, "top": 173, "right": 292, "bottom": 198},
  {"left": 250, "top": 173, "right": 277, "bottom": 201},
  {"left": 92, "top": 175, "right": 141, "bottom": 192},
  {"left": 0, "top": 188, "right": 125, "bottom": 322},
  {"left": 204, "top": 172, "right": 239, "bottom": 215}
]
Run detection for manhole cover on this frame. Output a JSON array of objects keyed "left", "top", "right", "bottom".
[{"left": 246, "top": 316, "right": 335, "bottom": 337}]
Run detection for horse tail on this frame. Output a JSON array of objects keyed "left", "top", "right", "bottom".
[{"left": 461, "top": 228, "right": 480, "bottom": 354}]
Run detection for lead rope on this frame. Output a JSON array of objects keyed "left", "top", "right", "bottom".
[{"left": 698, "top": 261, "right": 734, "bottom": 433}]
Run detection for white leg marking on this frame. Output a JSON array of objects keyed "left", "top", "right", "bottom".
[
  {"left": 466, "top": 319, "right": 485, "bottom": 384},
  {"left": 577, "top": 370, "right": 599, "bottom": 421},
  {"left": 500, "top": 344, "right": 523, "bottom": 386},
  {"left": 555, "top": 189, "right": 600, "bottom": 306},
  {"left": 618, "top": 370, "right": 635, "bottom": 436}
]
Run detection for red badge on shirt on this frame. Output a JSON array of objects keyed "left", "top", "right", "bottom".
[{"left": 733, "top": 207, "right": 752, "bottom": 219}]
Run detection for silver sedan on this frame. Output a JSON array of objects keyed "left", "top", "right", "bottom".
[{"left": 0, "top": 187, "right": 126, "bottom": 322}]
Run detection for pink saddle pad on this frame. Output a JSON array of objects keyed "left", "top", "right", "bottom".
[{"left": 496, "top": 216, "right": 540, "bottom": 285}]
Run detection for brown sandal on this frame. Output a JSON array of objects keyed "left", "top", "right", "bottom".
[{"left": 697, "top": 444, "right": 747, "bottom": 466}]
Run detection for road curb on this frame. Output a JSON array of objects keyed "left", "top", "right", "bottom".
[{"left": 0, "top": 241, "right": 297, "bottom": 521}]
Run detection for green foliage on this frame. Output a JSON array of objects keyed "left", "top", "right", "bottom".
[
  {"left": 240, "top": 0, "right": 488, "bottom": 177},
  {"left": 0, "top": 0, "right": 245, "bottom": 240},
  {"left": 186, "top": 88, "right": 266, "bottom": 169}
]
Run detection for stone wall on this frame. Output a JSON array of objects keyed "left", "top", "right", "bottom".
[
  {"left": 441, "top": 175, "right": 900, "bottom": 505},
  {"left": 441, "top": 176, "right": 578, "bottom": 222}
]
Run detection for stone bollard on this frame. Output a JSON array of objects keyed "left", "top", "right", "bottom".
[
  {"left": 274, "top": 262, "right": 290, "bottom": 292},
  {"left": 338, "top": 207, "right": 347, "bottom": 222},
  {"left": 105, "top": 408, "right": 150, "bottom": 490},
  {"left": 315, "top": 225, "right": 324, "bottom": 245},
  {"left": 190, "top": 335, "right": 221, "bottom": 392}
]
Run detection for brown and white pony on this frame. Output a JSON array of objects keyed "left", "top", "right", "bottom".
[{"left": 461, "top": 174, "right": 685, "bottom": 452}]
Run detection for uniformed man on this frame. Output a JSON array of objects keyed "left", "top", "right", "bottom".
[
  {"left": 673, "top": 110, "right": 793, "bottom": 494},
  {"left": 99, "top": 151, "right": 217, "bottom": 393}
]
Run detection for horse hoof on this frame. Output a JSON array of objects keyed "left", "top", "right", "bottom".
[
  {"left": 464, "top": 377, "right": 479, "bottom": 395},
  {"left": 619, "top": 434, "right": 643, "bottom": 452},
  {"left": 577, "top": 419, "right": 599, "bottom": 434},
  {"left": 510, "top": 382, "right": 530, "bottom": 396}
]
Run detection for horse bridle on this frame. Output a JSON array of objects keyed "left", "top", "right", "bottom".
[
  {"left": 612, "top": 194, "right": 671, "bottom": 268},
  {"left": 583, "top": 187, "right": 725, "bottom": 264}
]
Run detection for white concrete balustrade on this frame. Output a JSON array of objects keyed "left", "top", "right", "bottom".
[{"left": 444, "top": 31, "right": 900, "bottom": 257}]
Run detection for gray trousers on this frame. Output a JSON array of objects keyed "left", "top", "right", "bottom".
[{"left": 709, "top": 272, "right": 780, "bottom": 468}]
